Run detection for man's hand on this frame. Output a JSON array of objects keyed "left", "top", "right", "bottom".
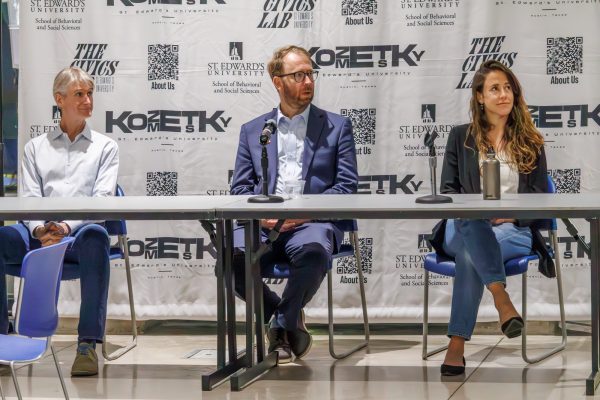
[
  {"left": 490, "top": 218, "right": 516, "bottom": 226},
  {"left": 280, "top": 219, "right": 310, "bottom": 232},
  {"left": 260, "top": 219, "right": 310, "bottom": 232},
  {"left": 35, "top": 221, "right": 70, "bottom": 247}
]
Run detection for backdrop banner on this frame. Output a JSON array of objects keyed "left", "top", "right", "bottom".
[{"left": 17, "top": 1, "right": 600, "bottom": 323}]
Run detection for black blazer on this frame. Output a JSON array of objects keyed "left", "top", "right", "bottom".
[
  {"left": 429, "top": 123, "right": 556, "bottom": 277},
  {"left": 439, "top": 123, "right": 548, "bottom": 203}
]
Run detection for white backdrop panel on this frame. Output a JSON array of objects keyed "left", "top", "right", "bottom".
[{"left": 17, "top": 0, "right": 600, "bottom": 322}]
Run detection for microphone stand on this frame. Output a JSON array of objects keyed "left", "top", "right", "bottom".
[
  {"left": 416, "top": 129, "right": 452, "bottom": 204},
  {"left": 248, "top": 142, "right": 283, "bottom": 203}
]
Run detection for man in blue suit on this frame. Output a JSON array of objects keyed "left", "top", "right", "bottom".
[{"left": 230, "top": 45, "right": 358, "bottom": 363}]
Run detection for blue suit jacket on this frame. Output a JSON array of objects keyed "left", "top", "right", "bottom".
[
  {"left": 231, "top": 104, "right": 358, "bottom": 196},
  {"left": 230, "top": 104, "right": 358, "bottom": 248}
]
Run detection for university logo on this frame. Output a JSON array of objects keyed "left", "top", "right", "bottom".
[
  {"left": 309, "top": 45, "right": 424, "bottom": 69},
  {"left": 208, "top": 43, "right": 266, "bottom": 96},
  {"left": 105, "top": 110, "right": 232, "bottom": 133},
  {"left": 28, "top": 107, "right": 60, "bottom": 138},
  {"left": 418, "top": 234, "right": 432, "bottom": 253},
  {"left": 229, "top": 42, "right": 243, "bottom": 60},
  {"left": 456, "top": 36, "right": 517, "bottom": 89},
  {"left": 30, "top": 0, "right": 85, "bottom": 12},
  {"left": 52, "top": 106, "right": 61, "bottom": 122},
  {"left": 547, "top": 37, "right": 582, "bottom": 85},
  {"left": 257, "top": 0, "right": 317, "bottom": 29},
  {"left": 71, "top": 43, "right": 120, "bottom": 93},
  {"left": 398, "top": 104, "right": 452, "bottom": 158},
  {"left": 421, "top": 104, "right": 435, "bottom": 123}
]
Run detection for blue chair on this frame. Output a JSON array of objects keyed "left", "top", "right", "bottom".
[
  {"left": 422, "top": 176, "right": 566, "bottom": 364},
  {"left": 0, "top": 237, "right": 74, "bottom": 400},
  {"left": 262, "top": 221, "right": 370, "bottom": 359},
  {"left": 6, "top": 185, "right": 137, "bottom": 361}
]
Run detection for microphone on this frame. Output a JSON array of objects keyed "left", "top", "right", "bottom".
[
  {"left": 259, "top": 119, "right": 277, "bottom": 145},
  {"left": 415, "top": 128, "right": 452, "bottom": 204},
  {"left": 248, "top": 118, "right": 284, "bottom": 203},
  {"left": 424, "top": 130, "right": 438, "bottom": 156}
]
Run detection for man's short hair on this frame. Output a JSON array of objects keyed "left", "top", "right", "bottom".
[
  {"left": 53, "top": 67, "right": 95, "bottom": 97},
  {"left": 267, "top": 45, "right": 312, "bottom": 79}
]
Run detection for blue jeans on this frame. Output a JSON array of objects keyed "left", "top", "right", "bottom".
[
  {"left": 443, "top": 219, "right": 532, "bottom": 340},
  {"left": 0, "top": 223, "right": 110, "bottom": 342}
]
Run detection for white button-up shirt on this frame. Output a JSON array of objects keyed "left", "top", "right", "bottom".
[
  {"left": 20, "top": 122, "right": 119, "bottom": 234},
  {"left": 275, "top": 106, "right": 310, "bottom": 195}
]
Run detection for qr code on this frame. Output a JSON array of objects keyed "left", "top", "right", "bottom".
[
  {"left": 336, "top": 237, "right": 373, "bottom": 275},
  {"left": 342, "top": 0, "right": 377, "bottom": 15},
  {"left": 546, "top": 37, "right": 583, "bottom": 75},
  {"left": 341, "top": 109, "right": 376, "bottom": 145},
  {"left": 548, "top": 169, "right": 581, "bottom": 194},
  {"left": 148, "top": 44, "right": 179, "bottom": 81},
  {"left": 146, "top": 172, "right": 178, "bottom": 196}
]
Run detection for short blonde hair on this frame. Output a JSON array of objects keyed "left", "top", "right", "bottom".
[
  {"left": 53, "top": 66, "right": 94, "bottom": 97},
  {"left": 267, "top": 45, "right": 312, "bottom": 79}
]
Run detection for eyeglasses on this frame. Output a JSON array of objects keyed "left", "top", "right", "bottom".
[{"left": 277, "top": 70, "right": 319, "bottom": 83}]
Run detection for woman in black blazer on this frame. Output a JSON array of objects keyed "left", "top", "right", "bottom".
[{"left": 429, "top": 60, "right": 548, "bottom": 376}]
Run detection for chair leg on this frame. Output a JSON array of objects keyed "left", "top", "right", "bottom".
[
  {"left": 352, "top": 231, "right": 370, "bottom": 342},
  {"left": 103, "top": 234, "right": 138, "bottom": 361},
  {"left": 51, "top": 344, "right": 70, "bottom": 400},
  {"left": 0, "top": 373, "right": 5, "bottom": 400},
  {"left": 9, "top": 362, "right": 22, "bottom": 400},
  {"left": 522, "top": 230, "right": 567, "bottom": 363},
  {"left": 327, "top": 231, "right": 369, "bottom": 359},
  {"left": 422, "top": 269, "right": 448, "bottom": 360}
]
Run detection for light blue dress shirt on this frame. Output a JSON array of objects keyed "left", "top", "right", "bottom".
[
  {"left": 20, "top": 122, "right": 119, "bottom": 235},
  {"left": 275, "top": 105, "right": 310, "bottom": 195}
]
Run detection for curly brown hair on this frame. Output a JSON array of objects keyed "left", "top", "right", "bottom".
[{"left": 468, "top": 60, "right": 544, "bottom": 174}]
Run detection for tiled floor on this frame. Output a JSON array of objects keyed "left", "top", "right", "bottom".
[{"left": 1, "top": 333, "right": 598, "bottom": 399}]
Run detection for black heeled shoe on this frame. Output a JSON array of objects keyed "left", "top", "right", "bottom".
[
  {"left": 441, "top": 357, "right": 466, "bottom": 376},
  {"left": 501, "top": 316, "right": 524, "bottom": 338}
]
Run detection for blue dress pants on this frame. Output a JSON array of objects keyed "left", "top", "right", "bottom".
[
  {"left": 0, "top": 223, "right": 110, "bottom": 342},
  {"left": 442, "top": 219, "right": 532, "bottom": 340},
  {"left": 233, "top": 222, "right": 337, "bottom": 331}
]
